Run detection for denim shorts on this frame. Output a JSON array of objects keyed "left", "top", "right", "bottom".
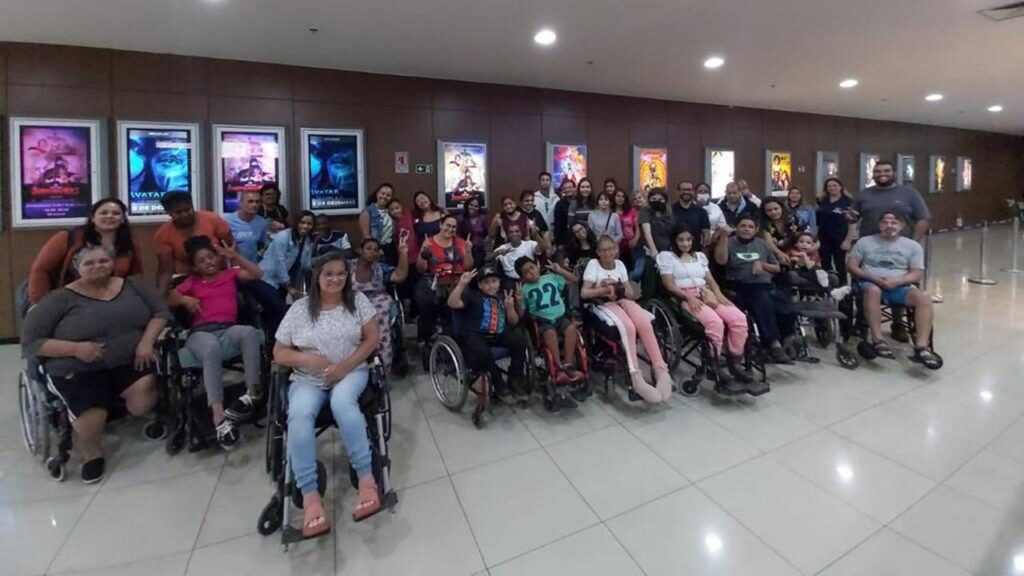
[{"left": 856, "top": 280, "right": 913, "bottom": 306}]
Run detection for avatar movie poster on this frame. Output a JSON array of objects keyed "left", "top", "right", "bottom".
[
  {"left": 304, "top": 129, "right": 364, "bottom": 214},
  {"left": 122, "top": 124, "right": 195, "bottom": 218}
]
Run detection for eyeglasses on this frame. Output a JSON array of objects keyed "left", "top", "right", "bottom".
[{"left": 322, "top": 271, "right": 349, "bottom": 280}]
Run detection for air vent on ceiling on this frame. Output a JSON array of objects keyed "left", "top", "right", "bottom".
[{"left": 979, "top": 1, "right": 1024, "bottom": 21}]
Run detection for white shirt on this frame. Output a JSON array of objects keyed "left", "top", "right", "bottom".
[
  {"left": 656, "top": 251, "right": 709, "bottom": 289},
  {"left": 703, "top": 201, "right": 727, "bottom": 230},
  {"left": 534, "top": 189, "right": 559, "bottom": 229},
  {"left": 583, "top": 258, "right": 628, "bottom": 285},
  {"left": 496, "top": 240, "right": 540, "bottom": 278}
]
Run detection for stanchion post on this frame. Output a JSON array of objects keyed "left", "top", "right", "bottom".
[
  {"left": 968, "top": 221, "right": 998, "bottom": 286},
  {"left": 1006, "top": 217, "right": 1024, "bottom": 274},
  {"left": 925, "top": 229, "right": 943, "bottom": 303}
]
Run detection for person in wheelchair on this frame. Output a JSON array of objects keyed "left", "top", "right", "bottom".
[
  {"left": 582, "top": 235, "right": 673, "bottom": 404},
  {"left": 349, "top": 236, "right": 409, "bottom": 374},
  {"left": 447, "top": 267, "right": 529, "bottom": 404},
  {"left": 713, "top": 217, "right": 798, "bottom": 364},
  {"left": 516, "top": 257, "right": 586, "bottom": 389},
  {"left": 785, "top": 232, "right": 832, "bottom": 291},
  {"left": 846, "top": 211, "right": 940, "bottom": 368},
  {"left": 21, "top": 245, "right": 170, "bottom": 483},
  {"left": 273, "top": 251, "right": 383, "bottom": 538},
  {"left": 415, "top": 214, "right": 474, "bottom": 344},
  {"left": 657, "top": 227, "right": 753, "bottom": 385},
  {"left": 491, "top": 221, "right": 549, "bottom": 287},
  {"left": 168, "top": 236, "right": 264, "bottom": 450}
]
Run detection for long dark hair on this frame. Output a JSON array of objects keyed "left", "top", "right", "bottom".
[
  {"left": 671, "top": 226, "right": 696, "bottom": 256},
  {"left": 761, "top": 197, "right": 789, "bottom": 226},
  {"left": 413, "top": 190, "right": 442, "bottom": 220},
  {"left": 82, "top": 198, "right": 135, "bottom": 256},
  {"left": 369, "top": 183, "right": 393, "bottom": 205},
  {"left": 613, "top": 189, "right": 632, "bottom": 213},
  {"left": 307, "top": 251, "right": 356, "bottom": 323},
  {"left": 576, "top": 177, "right": 596, "bottom": 209},
  {"left": 821, "top": 177, "right": 847, "bottom": 202},
  {"left": 569, "top": 222, "right": 596, "bottom": 252},
  {"left": 291, "top": 210, "right": 316, "bottom": 244}
]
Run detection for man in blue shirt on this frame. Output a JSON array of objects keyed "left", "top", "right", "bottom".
[
  {"left": 224, "top": 189, "right": 268, "bottom": 262},
  {"left": 671, "top": 180, "right": 711, "bottom": 247}
]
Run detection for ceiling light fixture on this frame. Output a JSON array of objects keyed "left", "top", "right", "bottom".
[
  {"left": 534, "top": 29, "right": 556, "bottom": 45},
  {"left": 988, "top": 105, "right": 1004, "bottom": 113},
  {"left": 704, "top": 56, "right": 725, "bottom": 69},
  {"left": 925, "top": 93, "right": 944, "bottom": 102},
  {"left": 839, "top": 79, "right": 859, "bottom": 88}
]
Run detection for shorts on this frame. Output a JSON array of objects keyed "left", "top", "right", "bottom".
[
  {"left": 856, "top": 280, "right": 913, "bottom": 307},
  {"left": 536, "top": 316, "right": 574, "bottom": 337},
  {"left": 48, "top": 365, "right": 154, "bottom": 422}
]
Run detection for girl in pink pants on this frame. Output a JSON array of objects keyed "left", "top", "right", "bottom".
[
  {"left": 582, "top": 236, "right": 672, "bottom": 403},
  {"left": 656, "top": 229, "right": 753, "bottom": 386}
]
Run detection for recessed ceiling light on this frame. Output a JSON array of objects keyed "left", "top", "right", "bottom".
[
  {"left": 839, "top": 79, "right": 859, "bottom": 88},
  {"left": 534, "top": 29, "right": 556, "bottom": 45},
  {"left": 703, "top": 56, "right": 725, "bottom": 69},
  {"left": 988, "top": 105, "right": 1004, "bottom": 113},
  {"left": 925, "top": 93, "right": 944, "bottom": 102}
]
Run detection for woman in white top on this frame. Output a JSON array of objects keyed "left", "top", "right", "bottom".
[
  {"left": 656, "top": 228, "right": 752, "bottom": 386},
  {"left": 587, "top": 192, "right": 623, "bottom": 246},
  {"left": 696, "top": 182, "right": 727, "bottom": 230},
  {"left": 581, "top": 235, "right": 672, "bottom": 403}
]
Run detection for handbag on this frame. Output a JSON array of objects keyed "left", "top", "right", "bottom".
[{"left": 680, "top": 253, "right": 718, "bottom": 308}]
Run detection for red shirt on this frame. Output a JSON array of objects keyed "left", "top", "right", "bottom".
[
  {"left": 422, "top": 237, "right": 467, "bottom": 278},
  {"left": 175, "top": 268, "right": 240, "bottom": 327},
  {"left": 154, "top": 211, "right": 232, "bottom": 274}
]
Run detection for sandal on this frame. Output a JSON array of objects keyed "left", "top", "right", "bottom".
[
  {"left": 871, "top": 340, "right": 895, "bottom": 359},
  {"left": 301, "top": 499, "right": 331, "bottom": 538},
  {"left": 911, "top": 348, "right": 942, "bottom": 370},
  {"left": 352, "top": 477, "right": 382, "bottom": 522}
]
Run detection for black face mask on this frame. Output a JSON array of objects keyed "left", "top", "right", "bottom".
[{"left": 649, "top": 200, "right": 666, "bottom": 212}]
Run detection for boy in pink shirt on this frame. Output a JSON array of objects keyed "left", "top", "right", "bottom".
[{"left": 169, "top": 236, "right": 263, "bottom": 450}]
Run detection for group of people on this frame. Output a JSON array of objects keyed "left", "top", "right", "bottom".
[{"left": 19, "top": 158, "right": 940, "bottom": 535}]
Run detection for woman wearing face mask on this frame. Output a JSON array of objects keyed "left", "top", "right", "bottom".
[
  {"left": 816, "top": 178, "right": 852, "bottom": 284},
  {"left": 695, "top": 182, "right": 726, "bottom": 231},
  {"left": 787, "top": 186, "right": 817, "bottom": 234},
  {"left": 588, "top": 191, "right": 623, "bottom": 246},
  {"left": 260, "top": 211, "right": 316, "bottom": 301},
  {"left": 359, "top": 184, "right": 397, "bottom": 264}
]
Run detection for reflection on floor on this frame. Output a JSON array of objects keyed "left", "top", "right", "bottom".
[{"left": 2, "top": 225, "right": 1023, "bottom": 575}]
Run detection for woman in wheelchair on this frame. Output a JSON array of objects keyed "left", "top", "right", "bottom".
[
  {"left": 415, "top": 214, "right": 474, "bottom": 344},
  {"left": 168, "top": 236, "right": 264, "bottom": 449},
  {"left": 350, "top": 236, "right": 409, "bottom": 373},
  {"left": 582, "top": 235, "right": 673, "bottom": 404},
  {"left": 21, "top": 245, "right": 170, "bottom": 484},
  {"left": 273, "top": 251, "right": 382, "bottom": 538},
  {"left": 714, "top": 217, "right": 798, "bottom": 364},
  {"left": 657, "top": 228, "right": 753, "bottom": 384}
]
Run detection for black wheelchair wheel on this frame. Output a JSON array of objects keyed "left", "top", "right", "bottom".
[
  {"left": 18, "top": 371, "right": 47, "bottom": 459},
  {"left": 836, "top": 346, "right": 860, "bottom": 370},
  {"left": 257, "top": 496, "right": 283, "bottom": 536},
  {"left": 644, "top": 300, "right": 682, "bottom": 372},
  {"left": 681, "top": 379, "right": 700, "bottom": 397},
  {"left": 430, "top": 336, "right": 468, "bottom": 412},
  {"left": 815, "top": 322, "right": 832, "bottom": 348},
  {"left": 143, "top": 420, "right": 167, "bottom": 441}
]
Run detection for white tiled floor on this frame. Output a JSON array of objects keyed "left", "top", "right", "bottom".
[{"left": 2, "top": 225, "right": 1024, "bottom": 575}]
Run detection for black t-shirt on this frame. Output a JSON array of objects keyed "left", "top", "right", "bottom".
[
  {"left": 461, "top": 289, "right": 508, "bottom": 336},
  {"left": 671, "top": 202, "right": 711, "bottom": 242},
  {"left": 258, "top": 205, "right": 290, "bottom": 226},
  {"left": 816, "top": 195, "right": 852, "bottom": 243},
  {"left": 524, "top": 209, "right": 549, "bottom": 233}
]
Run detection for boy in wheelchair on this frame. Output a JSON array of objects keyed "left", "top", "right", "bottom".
[
  {"left": 168, "top": 236, "right": 264, "bottom": 450},
  {"left": 447, "top": 266, "right": 529, "bottom": 404},
  {"left": 515, "top": 256, "right": 586, "bottom": 408},
  {"left": 785, "top": 232, "right": 833, "bottom": 291}
]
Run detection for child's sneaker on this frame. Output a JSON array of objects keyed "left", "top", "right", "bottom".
[
  {"left": 815, "top": 269, "right": 830, "bottom": 288},
  {"left": 554, "top": 368, "right": 572, "bottom": 385},
  {"left": 216, "top": 420, "right": 241, "bottom": 451},
  {"left": 562, "top": 364, "right": 585, "bottom": 382},
  {"left": 831, "top": 285, "right": 852, "bottom": 301},
  {"left": 225, "top": 393, "right": 255, "bottom": 421}
]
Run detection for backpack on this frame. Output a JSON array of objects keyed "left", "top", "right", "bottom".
[{"left": 16, "top": 229, "right": 78, "bottom": 319}]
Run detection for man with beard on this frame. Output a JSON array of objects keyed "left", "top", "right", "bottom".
[
  {"left": 154, "top": 191, "right": 233, "bottom": 295},
  {"left": 671, "top": 180, "right": 711, "bottom": 247}
]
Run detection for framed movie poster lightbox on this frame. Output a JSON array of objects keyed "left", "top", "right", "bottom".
[
  {"left": 929, "top": 155, "right": 946, "bottom": 193},
  {"left": 9, "top": 117, "right": 105, "bottom": 229},
  {"left": 705, "top": 148, "right": 735, "bottom": 200},
  {"left": 547, "top": 143, "right": 588, "bottom": 190},
  {"left": 633, "top": 147, "right": 668, "bottom": 192},
  {"left": 213, "top": 125, "right": 285, "bottom": 215},
  {"left": 301, "top": 128, "right": 366, "bottom": 215},
  {"left": 897, "top": 154, "right": 916, "bottom": 187},
  {"left": 815, "top": 151, "right": 840, "bottom": 195},
  {"left": 860, "top": 153, "right": 880, "bottom": 191},
  {"left": 765, "top": 150, "right": 792, "bottom": 197},
  {"left": 957, "top": 156, "right": 972, "bottom": 192},
  {"left": 438, "top": 141, "right": 488, "bottom": 210},
  {"left": 117, "top": 121, "right": 200, "bottom": 222}
]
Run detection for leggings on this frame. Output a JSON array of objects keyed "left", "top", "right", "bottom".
[
  {"left": 185, "top": 325, "right": 261, "bottom": 405},
  {"left": 680, "top": 289, "right": 748, "bottom": 357},
  {"left": 596, "top": 300, "right": 666, "bottom": 373}
]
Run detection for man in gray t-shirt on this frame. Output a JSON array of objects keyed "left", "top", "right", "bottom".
[
  {"left": 847, "top": 212, "right": 939, "bottom": 368},
  {"left": 849, "top": 160, "right": 931, "bottom": 240}
]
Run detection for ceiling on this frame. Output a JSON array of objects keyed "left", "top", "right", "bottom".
[{"left": 1, "top": 0, "right": 1022, "bottom": 135}]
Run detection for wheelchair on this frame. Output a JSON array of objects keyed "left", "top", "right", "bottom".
[
  {"left": 840, "top": 282, "right": 943, "bottom": 370},
  {"left": 522, "top": 314, "right": 591, "bottom": 412},
  {"left": 257, "top": 358, "right": 396, "bottom": 549},
  {"left": 387, "top": 283, "right": 410, "bottom": 378},
  {"left": 776, "top": 270, "right": 857, "bottom": 369},
  {"left": 158, "top": 289, "right": 273, "bottom": 455},
  {"left": 18, "top": 359, "right": 164, "bottom": 482}
]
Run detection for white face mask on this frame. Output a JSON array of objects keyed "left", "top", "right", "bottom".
[{"left": 697, "top": 193, "right": 710, "bottom": 204}]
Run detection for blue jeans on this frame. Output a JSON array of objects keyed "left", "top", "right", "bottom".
[{"left": 287, "top": 368, "right": 370, "bottom": 495}]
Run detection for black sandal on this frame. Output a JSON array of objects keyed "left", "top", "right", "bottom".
[
  {"left": 911, "top": 348, "right": 942, "bottom": 370},
  {"left": 871, "top": 341, "right": 895, "bottom": 359}
]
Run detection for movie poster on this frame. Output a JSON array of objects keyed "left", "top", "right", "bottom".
[
  {"left": 860, "top": 153, "right": 880, "bottom": 190},
  {"left": 705, "top": 148, "right": 735, "bottom": 199},
  {"left": 929, "top": 155, "right": 946, "bottom": 193},
  {"left": 897, "top": 154, "right": 916, "bottom": 187},
  {"left": 438, "top": 141, "right": 487, "bottom": 210},
  {"left": 765, "top": 150, "right": 793, "bottom": 197},
  {"left": 118, "top": 122, "right": 198, "bottom": 220},
  {"left": 10, "top": 118, "right": 101, "bottom": 228},
  {"left": 547, "top": 144, "right": 588, "bottom": 190},
  {"left": 302, "top": 128, "right": 365, "bottom": 215},
  {"left": 815, "top": 151, "right": 840, "bottom": 193},
  {"left": 215, "top": 126, "right": 283, "bottom": 214},
  {"left": 957, "top": 157, "right": 972, "bottom": 192},
  {"left": 633, "top": 147, "right": 668, "bottom": 192}
]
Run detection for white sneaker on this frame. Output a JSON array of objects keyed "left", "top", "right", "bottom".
[
  {"left": 831, "top": 285, "right": 852, "bottom": 301},
  {"left": 815, "top": 269, "right": 830, "bottom": 288}
]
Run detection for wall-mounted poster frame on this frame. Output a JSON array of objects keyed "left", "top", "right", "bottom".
[
  {"left": 300, "top": 127, "right": 365, "bottom": 215},
  {"left": 815, "top": 151, "right": 840, "bottom": 194},
  {"left": 213, "top": 124, "right": 286, "bottom": 215},
  {"left": 704, "top": 148, "right": 735, "bottom": 200},
  {"left": 117, "top": 120, "right": 201, "bottom": 222},
  {"left": 9, "top": 117, "right": 105, "bottom": 229},
  {"left": 859, "top": 153, "right": 880, "bottom": 191},
  {"left": 633, "top": 146, "right": 668, "bottom": 192},
  {"left": 929, "top": 155, "right": 947, "bottom": 194},
  {"left": 896, "top": 154, "right": 916, "bottom": 187},
  {"left": 437, "top": 140, "right": 488, "bottom": 210},
  {"left": 765, "top": 149, "right": 792, "bottom": 197},
  {"left": 956, "top": 156, "right": 972, "bottom": 192},
  {"left": 546, "top": 143, "right": 588, "bottom": 190}
]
